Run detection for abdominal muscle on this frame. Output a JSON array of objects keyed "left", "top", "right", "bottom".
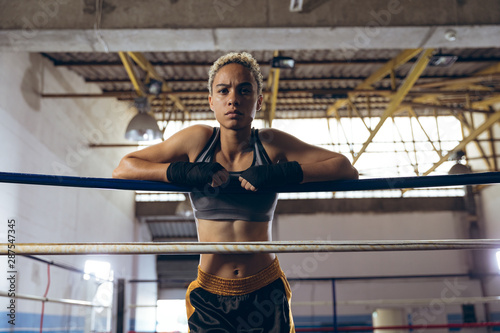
[{"left": 196, "top": 219, "right": 276, "bottom": 279}]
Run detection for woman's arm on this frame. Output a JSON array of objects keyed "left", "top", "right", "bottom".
[
  {"left": 112, "top": 125, "right": 214, "bottom": 182},
  {"left": 262, "top": 128, "right": 359, "bottom": 183}
]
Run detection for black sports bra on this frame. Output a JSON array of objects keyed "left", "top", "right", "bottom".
[{"left": 188, "top": 127, "right": 278, "bottom": 222}]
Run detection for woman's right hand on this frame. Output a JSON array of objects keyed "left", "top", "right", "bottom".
[{"left": 167, "top": 161, "right": 229, "bottom": 188}]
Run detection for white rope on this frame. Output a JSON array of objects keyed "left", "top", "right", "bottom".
[
  {"left": 293, "top": 296, "right": 500, "bottom": 307},
  {"left": 2, "top": 239, "right": 500, "bottom": 255},
  {"left": 0, "top": 290, "right": 109, "bottom": 308}
]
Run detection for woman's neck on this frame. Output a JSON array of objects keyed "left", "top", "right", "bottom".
[{"left": 219, "top": 127, "right": 253, "bottom": 160}]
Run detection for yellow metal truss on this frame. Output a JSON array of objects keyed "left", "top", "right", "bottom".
[
  {"left": 422, "top": 110, "right": 500, "bottom": 176},
  {"left": 118, "top": 52, "right": 144, "bottom": 96},
  {"left": 352, "top": 49, "right": 435, "bottom": 165},
  {"left": 326, "top": 48, "right": 423, "bottom": 117},
  {"left": 264, "top": 50, "right": 281, "bottom": 127},
  {"left": 127, "top": 52, "right": 187, "bottom": 115}
]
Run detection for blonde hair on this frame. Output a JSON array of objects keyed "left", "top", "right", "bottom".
[{"left": 208, "top": 52, "right": 263, "bottom": 95}]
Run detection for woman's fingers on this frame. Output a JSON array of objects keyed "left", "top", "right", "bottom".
[
  {"left": 211, "top": 169, "right": 230, "bottom": 187},
  {"left": 239, "top": 176, "right": 257, "bottom": 192}
]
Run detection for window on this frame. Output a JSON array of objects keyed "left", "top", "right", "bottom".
[
  {"left": 156, "top": 299, "right": 189, "bottom": 333},
  {"left": 136, "top": 116, "right": 465, "bottom": 201},
  {"left": 84, "top": 260, "right": 113, "bottom": 281},
  {"left": 496, "top": 250, "right": 500, "bottom": 271}
]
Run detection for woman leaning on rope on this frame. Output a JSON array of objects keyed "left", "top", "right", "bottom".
[{"left": 113, "top": 52, "right": 358, "bottom": 333}]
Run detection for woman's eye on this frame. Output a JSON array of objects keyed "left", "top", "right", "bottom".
[
  {"left": 241, "top": 88, "right": 251, "bottom": 94},
  {"left": 218, "top": 88, "right": 228, "bottom": 93}
]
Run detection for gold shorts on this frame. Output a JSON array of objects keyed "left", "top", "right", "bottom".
[{"left": 185, "top": 258, "right": 295, "bottom": 333}]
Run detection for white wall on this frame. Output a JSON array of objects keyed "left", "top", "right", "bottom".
[
  {"left": 0, "top": 52, "right": 156, "bottom": 332},
  {"left": 276, "top": 210, "right": 493, "bottom": 329},
  {"left": 277, "top": 211, "right": 470, "bottom": 278},
  {"left": 479, "top": 184, "right": 500, "bottom": 314}
]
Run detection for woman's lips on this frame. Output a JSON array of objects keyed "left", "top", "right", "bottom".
[{"left": 225, "top": 110, "right": 242, "bottom": 118}]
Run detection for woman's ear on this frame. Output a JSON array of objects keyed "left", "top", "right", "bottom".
[
  {"left": 256, "top": 94, "right": 264, "bottom": 111},
  {"left": 208, "top": 94, "right": 214, "bottom": 112}
]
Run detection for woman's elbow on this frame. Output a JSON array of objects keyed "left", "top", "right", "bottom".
[
  {"left": 112, "top": 164, "right": 123, "bottom": 179},
  {"left": 350, "top": 165, "right": 359, "bottom": 180},
  {"left": 341, "top": 156, "right": 359, "bottom": 180},
  {"left": 111, "top": 167, "right": 121, "bottom": 179},
  {"left": 112, "top": 158, "right": 130, "bottom": 179}
]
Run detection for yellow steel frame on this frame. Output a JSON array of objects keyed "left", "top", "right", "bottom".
[
  {"left": 453, "top": 112, "right": 492, "bottom": 171},
  {"left": 411, "top": 61, "right": 500, "bottom": 173},
  {"left": 488, "top": 112, "right": 498, "bottom": 171},
  {"left": 118, "top": 52, "right": 144, "bottom": 96},
  {"left": 264, "top": 50, "right": 281, "bottom": 127},
  {"left": 127, "top": 52, "right": 187, "bottom": 116},
  {"left": 390, "top": 115, "right": 419, "bottom": 174},
  {"left": 414, "top": 73, "right": 500, "bottom": 90},
  {"left": 268, "top": 67, "right": 280, "bottom": 127},
  {"left": 413, "top": 62, "right": 500, "bottom": 104},
  {"left": 326, "top": 48, "right": 422, "bottom": 117},
  {"left": 422, "top": 111, "right": 500, "bottom": 176},
  {"left": 407, "top": 107, "right": 442, "bottom": 158},
  {"left": 352, "top": 49, "right": 435, "bottom": 165},
  {"left": 473, "top": 95, "right": 500, "bottom": 111}
]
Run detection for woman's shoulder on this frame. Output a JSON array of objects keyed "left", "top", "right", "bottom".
[
  {"left": 257, "top": 128, "right": 296, "bottom": 162},
  {"left": 258, "top": 128, "right": 297, "bottom": 147},
  {"left": 176, "top": 124, "right": 215, "bottom": 141},
  {"left": 174, "top": 125, "right": 216, "bottom": 159}
]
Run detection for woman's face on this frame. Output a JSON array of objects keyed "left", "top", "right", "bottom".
[{"left": 209, "top": 63, "right": 263, "bottom": 130}]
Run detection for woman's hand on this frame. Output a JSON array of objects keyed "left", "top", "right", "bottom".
[
  {"left": 167, "top": 161, "right": 230, "bottom": 188},
  {"left": 238, "top": 162, "right": 303, "bottom": 192}
]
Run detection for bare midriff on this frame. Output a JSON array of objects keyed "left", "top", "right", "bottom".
[{"left": 197, "top": 219, "right": 276, "bottom": 279}]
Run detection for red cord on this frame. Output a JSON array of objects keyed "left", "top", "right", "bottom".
[{"left": 39, "top": 264, "right": 51, "bottom": 333}]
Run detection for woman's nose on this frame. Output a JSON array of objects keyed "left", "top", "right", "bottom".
[{"left": 228, "top": 91, "right": 240, "bottom": 106}]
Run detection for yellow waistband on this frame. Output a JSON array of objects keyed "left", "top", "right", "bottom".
[{"left": 197, "top": 258, "right": 283, "bottom": 296}]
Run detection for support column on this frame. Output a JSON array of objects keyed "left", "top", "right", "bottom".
[{"left": 372, "top": 308, "right": 408, "bottom": 333}]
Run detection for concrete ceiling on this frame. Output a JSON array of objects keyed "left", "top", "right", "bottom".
[{"left": 1, "top": 0, "right": 500, "bottom": 52}]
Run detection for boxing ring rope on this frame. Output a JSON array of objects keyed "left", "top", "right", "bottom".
[
  {"left": 2, "top": 239, "right": 500, "bottom": 255},
  {"left": 294, "top": 322, "right": 500, "bottom": 332},
  {"left": 0, "top": 290, "right": 109, "bottom": 308},
  {"left": 0, "top": 171, "right": 499, "bottom": 193},
  {"left": 126, "top": 323, "right": 500, "bottom": 333},
  {"left": 130, "top": 296, "right": 500, "bottom": 308},
  {"left": 126, "top": 323, "right": 500, "bottom": 332},
  {"left": 292, "top": 295, "right": 500, "bottom": 306}
]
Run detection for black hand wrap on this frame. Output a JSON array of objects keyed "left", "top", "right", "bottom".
[
  {"left": 166, "top": 161, "right": 225, "bottom": 187},
  {"left": 240, "top": 161, "right": 303, "bottom": 189}
]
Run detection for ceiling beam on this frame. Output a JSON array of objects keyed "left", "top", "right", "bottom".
[
  {"left": 127, "top": 51, "right": 187, "bottom": 114},
  {"left": 41, "top": 89, "right": 500, "bottom": 99},
  {"left": 487, "top": 111, "right": 499, "bottom": 172},
  {"left": 327, "top": 49, "right": 423, "bottom": 117},
  {"left": 455, "top": 112, "right": 493, "bottom": 171},
  {"left": 423, "top": 110, "right": 500, "bottom": 176},
  {"left": 472, "top": 95, "right": 500, "bottom": 111},
  {"left": 117, "top": 52, "right": 144, "bottom": 96},
  {"left": 352, "top": 49, "right": 435, "bottom": 165},
  {"left": 264, "top": 50, "right": 281, "bottom": 127},
  {"left": 4, "top": 26, "right": 500, "bottom": 52},
  {"left": 84, "top": 75, "right": 478, "bottom": 85},
  {"left": 414, "top": 74, "right": 500, "bottom": 90},
  {"left": 50, "top": 58, "right": 500, "bottom": 68},
  {"left": 412, "top": 62, "right": 500, "bottom": 104}
]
